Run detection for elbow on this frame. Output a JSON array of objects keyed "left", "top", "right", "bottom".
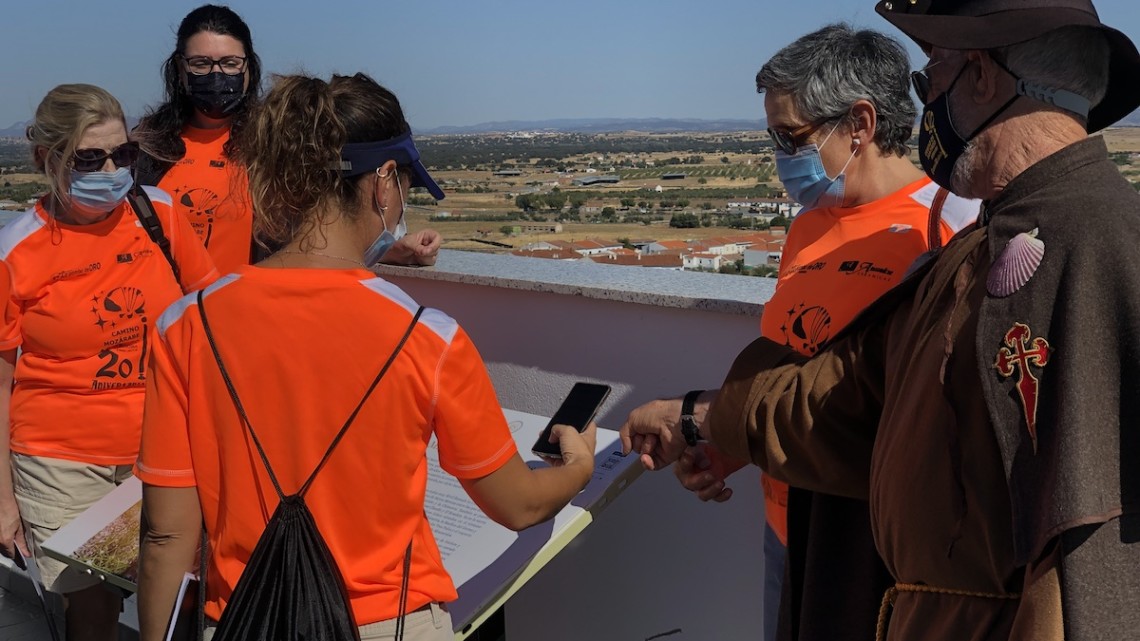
[{"left": 492, "top": 502, "right": 554, "bottom": 532}]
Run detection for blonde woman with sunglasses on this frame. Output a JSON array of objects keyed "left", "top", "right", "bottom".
[{"left": 0, "top": 83, "right": 216, "bottom": 641}]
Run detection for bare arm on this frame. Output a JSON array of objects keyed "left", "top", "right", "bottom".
[
  {"left": 460, "top": 423, "right": 595, "bottom": 531},
  {"left": 0, "top": 349, "right": 26, "bottom": 559},
  {"left": 137, "top": 485, "right": 202, "bottom": 641}
]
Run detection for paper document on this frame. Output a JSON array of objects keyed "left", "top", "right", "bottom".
[
  {"left": 164, "top": 572, "right": 199, "bottom": 641},
  {"left": 427, "top": 410, "right": 641, "bottom": 634}
]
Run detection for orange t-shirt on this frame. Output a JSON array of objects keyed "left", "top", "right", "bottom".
[
  {"left": 157, "top": 126, "right": 253, "bottom": 274},
  {"left": 759, "top": 177, "right": 978, "bottom": 544},
  {"left": 136, "top": 266, "right": 518, "bottom": 625},
  {"left": 0, "top": 188, "right": 218, "bottom": 465}
]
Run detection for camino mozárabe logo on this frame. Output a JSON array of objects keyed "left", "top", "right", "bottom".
[
  {"left": 171, "top": 186, "right": 221, "bottom": 246},
  {"left": 89, "top": 287, "right": 149, "bottom": 389},
  {"left": 780, "top": 302, "right": 832, "bottom": 355}
]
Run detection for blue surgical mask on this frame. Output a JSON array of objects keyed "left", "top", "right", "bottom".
[
  {"left": 774, "top": 125, "right": 857, "bottom": 211},
  {"left": 363, "top": 169, "right": 408, "bottom": 266},
  {"left": 68, "top": 167, "right": 133, "bottom": 216}
]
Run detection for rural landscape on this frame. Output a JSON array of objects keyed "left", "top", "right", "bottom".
[{"left": 4, "top": 122, "right": 1140, "bottom": 278}]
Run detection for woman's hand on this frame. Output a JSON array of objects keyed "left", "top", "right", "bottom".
[
  {"left": 0, "top": 493, "right": 28, "bottom": 560},
  {"left": 545, "top": 421, "right": 598, "bottom": 479},
  {"left": 380, "top": 229, "right": 442, "bottom": 266}
]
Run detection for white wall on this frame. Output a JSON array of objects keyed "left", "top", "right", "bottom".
[{"left": 381, "top": 274, "right": 767, "bottom": 641}]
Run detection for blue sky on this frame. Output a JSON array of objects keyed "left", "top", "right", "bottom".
[{"left": 2, "top": 0, "right": 1139, "bottom": 130}]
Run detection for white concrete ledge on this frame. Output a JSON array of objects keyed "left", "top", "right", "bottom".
[{"left": 376, "top": 249, "right": 773, "bottom": 316}]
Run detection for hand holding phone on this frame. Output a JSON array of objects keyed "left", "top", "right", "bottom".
[{"left": 532, "top": 382, "right": 611, "bottom": 459}]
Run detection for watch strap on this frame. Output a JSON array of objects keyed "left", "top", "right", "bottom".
[{"left": 680, "top": 389, "right": 704, "bottom": 446}]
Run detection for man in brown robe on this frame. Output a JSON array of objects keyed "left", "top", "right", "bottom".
[{"left": 621, "top": 2, "right": 1140, "bottom": 639}]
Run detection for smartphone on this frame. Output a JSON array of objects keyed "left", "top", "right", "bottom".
[{"left": 531, "top": 382, "right": 612, "bottom": 459}]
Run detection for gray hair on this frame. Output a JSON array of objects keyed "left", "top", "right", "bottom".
[
  {"left": 996, "top": 26, "right": 1110, "bottom": 112},
  {"left": 756, "top": 24, "right": 915, "bottom": 157}
]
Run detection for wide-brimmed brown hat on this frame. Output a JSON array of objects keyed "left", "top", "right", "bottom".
[{"left": 876, "top": 0, "right": 1140, "bottom": 132}]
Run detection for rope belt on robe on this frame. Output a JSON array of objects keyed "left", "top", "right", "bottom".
[{"left": 875, "top": 583, "right": 1021, "bottom": 641}]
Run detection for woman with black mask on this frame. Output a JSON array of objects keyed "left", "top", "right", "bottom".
[
  {"left": 133, "top": 5, "right": 262, "bottom": 274},
  {"left": 136, "top": 5, "right": 441, "bottom": 274}
]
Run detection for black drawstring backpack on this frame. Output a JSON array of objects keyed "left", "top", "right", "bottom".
[{"left": 197, "top": 289, "right": 424, "bottom": 641}]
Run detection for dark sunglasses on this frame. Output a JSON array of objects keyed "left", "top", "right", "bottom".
[
  {"left": 910, "top": 60, "right": 946, "bottom": 104},
  {"left": 767, "top": 119, "right": 832, "bottom": 156},
  {"left": 72, "top": 141, "right": 140, "bottom": 173},
  {"left": 911, "top": 70, "right": 932, "bottom": 104}
]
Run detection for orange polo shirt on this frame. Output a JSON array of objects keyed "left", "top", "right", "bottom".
[
  {"left": 760, "top": 177, "right": 978, "bottom": 544},
  {"left": 136, "top": 266, "right": 517, "bottom": 625},
  {"left": 0, "top": 188, "right": 218, "bottom": 464},
  {"left": 157, "top": 126, "right": 253, "bottom": 274}
]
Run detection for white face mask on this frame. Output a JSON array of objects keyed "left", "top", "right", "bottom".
[{"left": 362, "top": 167, "right": 408, "bottom": 266}]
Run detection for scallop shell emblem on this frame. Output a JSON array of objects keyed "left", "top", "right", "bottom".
[{"left": 987, "top": 228, "right": 1044, "bottom": 298}]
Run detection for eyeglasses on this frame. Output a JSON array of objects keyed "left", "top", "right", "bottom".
[
  {"left": 910, "top": 71, "right": 932, "bottom": 104},
  {"left": 71, "top": 142, "right": 140, "bottom": 173},
  {"left": 767, "top": 119, "right": 833, "bottom": 156},
  {"left": 182, "top": 55, "right": 247, "bottom": 76},
  {"left": 910, "top": 60, "right": 944, "bottom": 104}
]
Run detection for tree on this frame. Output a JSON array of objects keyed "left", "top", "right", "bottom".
[
  {"left": 600, "top": 207, "right": 617, "bottom": 221},
  {"left": 500, "top": 225, "right": 516, "bottom": 236},
  {"left": 545, "top": 191, "right": 568, "bottom": 211},
  {"left": 770, "top": 214, "right": 790, "bottom": 228},
  {"left": 617, "top": 237, "right": 635, "bottom": 250},
  {"left": 620, "top": 197, "right": 636, "bottom": 208},
  {"left": 701, "top": 202, "right": 713, "bottom": 211},
  {"left": 669, "top": 213, "right": 700, "bottom": 228},
  {"left": 515, "top": 194, "right": 537, "bottom": 211},
  {"left": 697, "top": 177, "right": 708, "bottom": 184}
]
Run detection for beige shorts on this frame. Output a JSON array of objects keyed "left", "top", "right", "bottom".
[
  {"left": 11, "top": 452, "right": 134, "bottom": 594},
  {"left": 203, "top": 603, "right": 453, "bottom": 641}
]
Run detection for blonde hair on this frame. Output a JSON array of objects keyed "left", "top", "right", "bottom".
[{"left": 25, "top": 84, "right": 127, "bottom": 207}]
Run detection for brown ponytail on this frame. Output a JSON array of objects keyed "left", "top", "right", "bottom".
[{"left": 236, "top": 72, "right": 411, "bottom": 249}]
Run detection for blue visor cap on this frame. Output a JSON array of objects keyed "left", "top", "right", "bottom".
[{"left": 337, "top": 132, "right": 444, "bottom": 200}]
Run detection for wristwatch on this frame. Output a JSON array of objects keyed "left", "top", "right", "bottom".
[{"left": 680, "top": 389, "right": 704, "bottom": 446}]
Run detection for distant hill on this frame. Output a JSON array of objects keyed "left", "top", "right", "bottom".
[
  {"left": 1118, "top": 110, "right": 1140, "bottom": 127},
  {"left": 5, "top": 107, "right": 1139, "bottom": 140},
  {"left": 0, "top": 121, "right": 30, "bottom": 138},
  {"left": 421, "top": 118, "right": 764, "bottom": 135}
]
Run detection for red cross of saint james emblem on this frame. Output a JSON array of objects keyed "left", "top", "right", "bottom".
[{"left": 994, "top": 322, "right": 1052, "bottom": 453}]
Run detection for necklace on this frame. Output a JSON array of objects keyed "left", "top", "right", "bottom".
[{"left": 275, "top": 249, "right": 368, "bottom": 269}]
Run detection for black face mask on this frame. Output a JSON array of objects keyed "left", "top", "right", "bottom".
[
  {"left": 186, "top": 72, "right": 246, "bottom": 119},
  {"left": 918, "top": 63, "right": 1018, "bottom": 192}
]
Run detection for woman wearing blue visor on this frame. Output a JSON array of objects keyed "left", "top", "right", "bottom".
[{"left": 135, "top": 72, "right": 597, "bottom": 641}]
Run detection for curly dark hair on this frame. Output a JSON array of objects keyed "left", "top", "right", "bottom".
[{"left": 134, "top": 4, "right": 262, "bottom": 184}]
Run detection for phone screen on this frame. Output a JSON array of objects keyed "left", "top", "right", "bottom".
[{"left": 531, "top": 382, "right": 611, "bottom": 458}]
